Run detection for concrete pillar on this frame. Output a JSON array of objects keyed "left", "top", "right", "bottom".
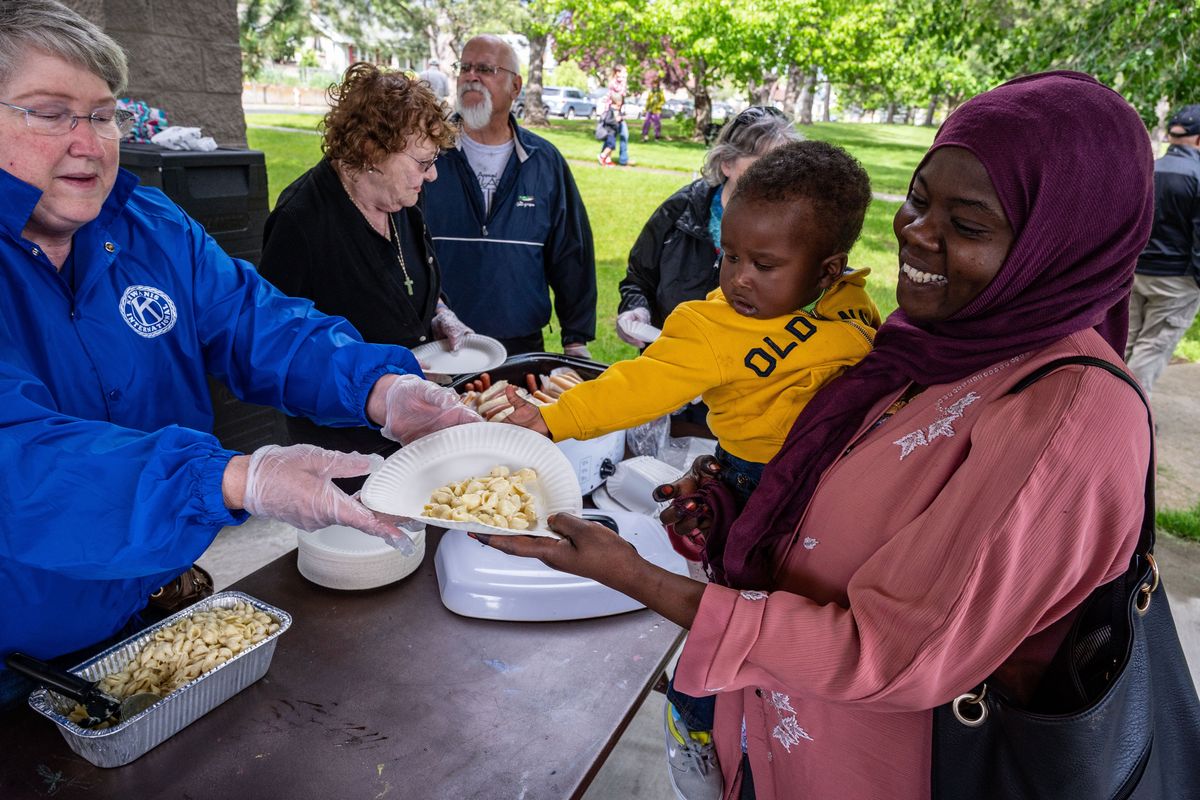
[{"left": 64, "top": 0, "right": 248, "bottom": 147}]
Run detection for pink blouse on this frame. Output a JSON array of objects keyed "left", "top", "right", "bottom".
[{"left": 674, "top": 330, "right": 1151, "bottom": 799}]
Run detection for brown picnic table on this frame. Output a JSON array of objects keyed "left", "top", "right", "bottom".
[{"left": 0, "top": 527, "right": 683, "bottom": 800}]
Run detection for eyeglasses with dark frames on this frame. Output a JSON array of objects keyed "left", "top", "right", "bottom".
[
  {"left": 401, "top": 150, "right": 441, "bottom": 173},
  {"left": 452, "top": 61, "right": 520, "bottom": 78},
  {"left": 0, "top": 100, "right": 134, "bottom": 140}
]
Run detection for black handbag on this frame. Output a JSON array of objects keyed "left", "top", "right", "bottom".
[
  {"left": 594, "top": 108, "right": 618, "bottom": 140},
  {"left": 932, "top": 356, "right": 1200, "bottom": 799}
]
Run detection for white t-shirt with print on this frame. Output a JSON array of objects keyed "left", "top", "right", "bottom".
[{"left": 459, "top": 132, "right": 515, "bottom": 214}]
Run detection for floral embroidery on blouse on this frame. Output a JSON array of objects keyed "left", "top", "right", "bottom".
[
  {"left": 767, "top": 692, "right": 813, "bottom": 751},
  {"left": 803, "top": 537, "right": 819, "bottom": 550},
  {"left": 770, "top": 692, "right": 794, "bottom": 713},
  {"left": 740, "top": 590, "right": 769, "bottom": 601},
  {"left": 893, "top": 391, "right": 981, "bottom": 460}
]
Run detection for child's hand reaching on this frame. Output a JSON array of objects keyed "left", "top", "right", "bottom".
[
  {"left": 655, "top": 455, "right": 724, "bottom": 538},
  {"left": 498, "top": 384, "right": 551, "bottom": 436}
]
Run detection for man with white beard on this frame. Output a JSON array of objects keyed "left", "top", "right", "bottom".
[{"left": 422, "top": 35, "right": 597, "bottom": 358}]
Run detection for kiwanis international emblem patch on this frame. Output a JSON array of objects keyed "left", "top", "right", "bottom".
[{"left": 119, "top": 284, "right": 178, "bottom": 338}]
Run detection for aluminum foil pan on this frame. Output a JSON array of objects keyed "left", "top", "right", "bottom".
[{"left": 27, "top": 590, "right": 291, "bottom": 768}]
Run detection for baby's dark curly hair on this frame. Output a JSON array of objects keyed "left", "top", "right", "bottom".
[
  {"left": 322, "top": 62, "right": 456, "bottom": 173},
  {"left": 733, "top": 140, "right": 872, "bottom": 256}
]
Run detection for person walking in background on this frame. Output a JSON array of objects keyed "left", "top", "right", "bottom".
[
  {"left": 1125, "top": 104, "right": 1200, "bottom": 397},
  {"left": 422, "top": 35, "right": 597, "bottom": 358},
  {"left": 598, "top": 65, "right": 630, "bottom": 167},
  {"left": 642, "top": 76, "right": 665, "bottom": 142},
  {"left": 417, "top": 57, "right": 449, "bottom": 104},
  {"left": 259, "top": 63, "right": 472, "bottom": 459}
]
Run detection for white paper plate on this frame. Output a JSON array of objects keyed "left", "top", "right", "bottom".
[
  {"left": 360, "top": 422, "right": 582, "bottom": 538},
  {"left": 298, "top": 523, "right": 405, "bottom": 559},
  {"left": 625, "top": 320, "right": 662, "bottom": 344},
  {"left": 410, "top": 334, "right": 506, "bottom": 376}
]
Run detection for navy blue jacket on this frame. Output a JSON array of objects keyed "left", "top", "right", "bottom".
[
  {"left": 1137, "top": 144, "right": 1200, "bottom": 281},
  {"left": 0, "top": 167, "right": 419, "bottom": 669},
  {"left": 422, "top": 117, "right": 596, "bottom": 346}
]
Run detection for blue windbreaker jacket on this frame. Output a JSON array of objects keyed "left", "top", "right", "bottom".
[
  {"left": 0, "top": 167, "right": 419, "bottom": 667},
  {"left": 422, "top": 116, "right": 597, "bottom": 346}
]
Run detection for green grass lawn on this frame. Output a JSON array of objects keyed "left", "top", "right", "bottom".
[
  {"left": 1159, "top": 503, "right": 1200, "bottom": 542},
  {"left": 246, "top": 117, "right": 1200, "bottom": 366}
]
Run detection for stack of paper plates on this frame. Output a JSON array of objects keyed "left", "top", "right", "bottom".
[{"left": 297, "top": 524, "right": 425, "bottom": 591}]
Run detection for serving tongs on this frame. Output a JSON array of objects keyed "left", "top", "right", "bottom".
[{"left": 6, "top": 652, "right": 159, "bottom": 727}]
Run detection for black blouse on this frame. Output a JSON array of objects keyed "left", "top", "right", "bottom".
[{"left": 259, "top": 158, "right": 441, "bottom": 349}]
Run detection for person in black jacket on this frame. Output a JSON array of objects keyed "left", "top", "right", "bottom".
[
  {"left": 1125, "top": 104, "right": 1200, "bottom": 397},
  {"left": 615, "top": 107, "right": 802, "bottom": 346},
  {"left": 259, "top": 63, "right": 471, "bottom": 456}
]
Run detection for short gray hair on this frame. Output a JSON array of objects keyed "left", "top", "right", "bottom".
[
  {"left": 0, "top": 0, "right": 128, "bottom": 96},
  {"left": 702, "top": 110, "right": 802, "bottom": 186}
]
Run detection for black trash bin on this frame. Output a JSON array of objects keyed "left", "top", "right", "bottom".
[
  {"left": 119, "top": 142, "right": 269, "bottom": 264},
  {"left": 119, "top": 142, "right": 287, "bottom": 453}
]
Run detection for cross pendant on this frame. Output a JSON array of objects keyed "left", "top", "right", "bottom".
[{"left": 404, "top": 276, "right": 414, "bottom": 295}]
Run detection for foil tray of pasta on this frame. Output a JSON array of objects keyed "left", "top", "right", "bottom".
[{"left": 27, "top": 590, "right": 291, "bottom": 768}]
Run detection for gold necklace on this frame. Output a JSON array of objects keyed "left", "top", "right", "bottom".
[
  {"left": 388, "top": 213, "right": 415, "bottom": 296},
  {"left": 340, "top": 170, "right": 414, "bottom": 296}
]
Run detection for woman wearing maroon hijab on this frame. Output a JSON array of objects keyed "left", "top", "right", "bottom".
[{"left": 475, "top": 72, "right": 1155, "bottom": 798}]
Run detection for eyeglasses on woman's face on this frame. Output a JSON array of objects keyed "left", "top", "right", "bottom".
[
  {"left": 452, "top": 61, "right": 519, "bottom": 78},
  {"left": 0, "top": 100, "right": 134, "bottom": 140},
  {"left": 400, "top": 150, "right": 440, "bottom": 173}
]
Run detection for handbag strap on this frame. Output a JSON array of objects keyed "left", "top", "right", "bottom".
[{"left": 1007, "top": 355, "right": 1155, "bottom": 557}]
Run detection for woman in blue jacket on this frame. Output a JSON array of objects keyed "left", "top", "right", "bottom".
[{"left": 0, "top": 0, "right": 479, "bottom": 707}]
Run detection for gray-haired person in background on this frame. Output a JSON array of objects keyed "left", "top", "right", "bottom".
[
  {"left": 417, "top": 57, "right": 449, "bottom": 105},
  {"left": 616, "top": 107, "right": 803, "bottom": 348},
  {"left": 1124, "top": 103, "right": 1200, "bottom": 397}
]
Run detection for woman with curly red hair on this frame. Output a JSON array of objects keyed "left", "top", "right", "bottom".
[{"left": 261, "top": 62, "right": 470, "bottom": 458}]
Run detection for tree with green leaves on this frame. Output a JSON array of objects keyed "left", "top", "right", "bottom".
[
  {"left": 982, "top": 0, "right": 1200, "bottom": 126},
  {"left": 239, "top": 0, "right": 313, "bottom": 80}
]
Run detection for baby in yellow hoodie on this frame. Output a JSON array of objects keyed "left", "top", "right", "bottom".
[{"left": 507, "top": 139, "right": 880, "bottom": 501}]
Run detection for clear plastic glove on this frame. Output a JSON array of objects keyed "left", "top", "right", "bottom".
[
  {"left": 380, "top": 374, "right": 482, "bottom": 444},
  {"left": 241, "top": 444, "right": 416, "bottom": 553},
  {"left": 563, "top": 342, "right": 592, "bottom": 360},
  {"left": 431, "top": 305, "right": 473, "bottom": 351},
  {"left": 616, "top": 307, "right": 655, "bottom": 347}
]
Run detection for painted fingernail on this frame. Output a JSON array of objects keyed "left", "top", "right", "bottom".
[
  {"left": 653, "top": 484, "right": 674, "bottom": 501},
  {"left": 469, "top": 532, "right": 491, "bottom": 544}
]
